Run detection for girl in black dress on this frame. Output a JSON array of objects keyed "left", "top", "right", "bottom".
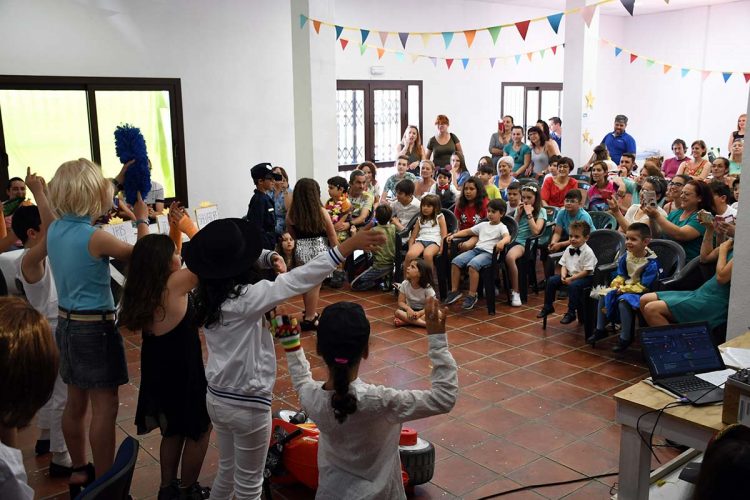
[{"left": 119, "top": 208, "right": 211, "bottom": 500}]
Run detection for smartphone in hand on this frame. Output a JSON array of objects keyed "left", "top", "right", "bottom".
[{"left": 697, "top": 209, "right": 714, "bottom": 225}]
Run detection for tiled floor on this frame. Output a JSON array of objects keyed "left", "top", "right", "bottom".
[{"left": 21, "top": 287, "right": 681, "bottom": 499}]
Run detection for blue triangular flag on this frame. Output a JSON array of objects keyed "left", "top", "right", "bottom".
[
  {"left": 361, "top": 29, "right": 370, "bottom": 44},
  {"left": 430, "top": 57, "right": 437, "bottom": 67},
  {"left": 615, "top": 47, "right": 622, "bottom": 57},
  {"left": 299, "top": 15, "right": 308, "bottom": 29},
  {"left": 461, "top": 58, "right": 469, "bottom": 69},
  {"left": 395, "top": 52, "right": 405, "bottom": 62},
  {"left": 442, "top": 32, "right": 454, "bottom": 49},
  {"left": 489, "top": 57, "right": 496, "bottom": 68},
  {"left": 514, "top": 54, "right": 521, "bottom": 64},
  {"left": 335, "top": 25, "right": 343, "bottom": 40},
  {"left": 398, "top": 32, "right": 409, "bottom": 49},
  {"left": 681, "top": 68, "right": 689, "bottom": 78},
  {"left": 723, "top": 72, "right": 732, "bottom": 83},
  {"left": 547, "top": 13, "right": 563, "bottom": 33}
]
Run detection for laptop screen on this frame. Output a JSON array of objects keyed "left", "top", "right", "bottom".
[{"left": 640, "top": 322, "right": 725, "bottom": 379}]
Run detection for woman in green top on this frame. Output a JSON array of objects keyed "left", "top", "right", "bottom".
[
  {"left": 503, "top": 126, "right": 531, "bottom": 177},
  {"left": 641, "top": 227, "right": 734, "bottom": 332},
  {"left": 426, "top": 114, "right": 462, "bottom": 168},
  {"left": 644, "top": 179, "right": 712, "bottom": 261}
]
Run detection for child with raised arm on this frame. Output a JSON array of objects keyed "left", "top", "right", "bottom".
[{"left": 277, "top": 299, "right": 457, "bottom": 500}]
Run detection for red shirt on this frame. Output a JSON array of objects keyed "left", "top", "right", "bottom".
[
  {"left": 454, "top": 197, "right": 489, "bottom": 230},
  {"left": 542, "top": 176, "right": 579, "bottom": 208}
]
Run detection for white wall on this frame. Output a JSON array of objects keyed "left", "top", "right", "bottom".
[{"left": 0, "top": 0, "right": 296, "bottom": 217}]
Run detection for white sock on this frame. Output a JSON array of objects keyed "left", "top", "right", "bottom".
[
  {"left": 38, "top": 429, "right": 50, "bottom": 440},
  {"left": 51, "top": 451, "right": 72, "bottom": 468}
]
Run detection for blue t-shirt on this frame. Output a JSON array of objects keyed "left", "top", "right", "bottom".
[
  {"left": 666, "top": 209, "right": 705, "bottom": 261},
  {"left": 503, "top": 143, "right": 531, "bottom": 174},
  {"left": 555, "top": 208, "right": 594, "bottom": 236},
  {"left": 516, "top": 209, "right": 547, "bottom": 245},
  {"left": 600, "top": 131, "right": 636, "bottom": 165}
]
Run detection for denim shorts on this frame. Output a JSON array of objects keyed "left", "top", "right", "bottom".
[
  {"left": 451, "top": 247, "right": 493, "bottom": 270},
  {"left": 416, "top": 240, "right": 439, "bottom": 248},
  {"left": 56, "top": 317, "right": 128, "bottom": 389}
]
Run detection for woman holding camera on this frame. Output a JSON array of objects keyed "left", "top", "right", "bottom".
[{"left": 609, "top": 176, "right": 667, "bottom": 233}]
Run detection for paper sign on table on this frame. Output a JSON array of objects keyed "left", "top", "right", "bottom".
[
  {"left": 156, "top": 215, "right": 170, "bottom": 235},
  {"left": 103, "top": 222, "right": 137, "bottom": 245},
  {"left": 194, "top": 205, "right": 220, "bottom": 229}
]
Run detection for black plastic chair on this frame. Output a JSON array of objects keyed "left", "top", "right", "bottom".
[
  {"left": 588, "top": 211, "right": 618, "bottom": 230},
  {"left": 76, "top": 437, "right": 139, "bottom": 500},
  {"left": 518, "top": 178, "right": 539, "bottom": 188},
  {"left": 517, "top": 219, "right": 555, "bottom": 303},
  {"left": 570, "top": 174, "right": 591, "bottom": 184},
  {"left": 577, "top": 181, "right": 592, "bottom": 192},
  {"left": 648, "top": 239, "right": 686, "bottom": 288},
  {"left": 479, "top": 216, "right": 518, "bottom": 314}
]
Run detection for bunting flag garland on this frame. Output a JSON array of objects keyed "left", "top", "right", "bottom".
[
  {"left": 515, "top": 20, "right": 530, "bottom": 40},
  {"left": 547, "top": 13, "right": 563, "bottom": 34},
  {"left": 300, "top": 14, "right": 307, "bottom": 29},
  {"left": 663, "top": 64, "right": 672, "bottom": 74},
  {"left": 629, "top": 53, "right": 637, "bottom": 64},
  {"left": 745, "top": 73, "right": 750, "bottom": 83},
  {"left": 420, "top": 33, "right": 431, "bottom": 47},
  {"left": 442, "top": 32, "right": 454, "bottom": 49},
  {"left": 446, "top": 58, "right": 454, "bottom": 69},
  {"left": 461, "top": 58, "right": 470, "bottom": 69},
  {"left": 340, "top": 39, "right": 348, "bottom": 50},
  {"left": 376, "top": 48, "right": 385, "bottom": 59},
  {"left": 551, "top": 46, "right": 557, "bottom": 55},
  {"left": 360, "top": 29, "right": 369, "bottom": 44},
  {"left": 723, "top": 72, "right": 732, "bottom": 83},
  {"left": 620, "top": 0, "right": 636, "bottom": 16},
  {"left": 514, "top": 54, "right": 521, "bottom": 65},
  {"left": 702, "top": 70, "right": 711, "bottom": 81},
  {"left": 378, "top": 31, "right": 389, "bottom": 46},
  {"left": 489, "top": 57, "right": 496, "bottom": 67},
  {"left": 359, "top": 44, "right": 367, "bottom": 55},
  {"left": 646, "top": 59, "right": 654, "bottom": 67},
  {"left": 581, "top": 5, "right": 597, "bottom": 27},
  {"left": 312, "top": 20, "right": 321, "bottom": 34},
  {"left": 430, "top": 57, "right": 437, "bottom": 67},
  {"left": 464, "top": 30, "right": 476, "bottom": 47},
  {"left": 614, "top": 47, "right": 622, "bottom": 57},
  {"left": 681, "top": 68, "right": 689, "bottom": 78},
  {"left": 335, "top": 25, "right": 343, "bottom": 40},
  {"left": 487, "top": 26, "right": 501, "bottom": 44},
  {"left": 395, "top": 52, "right": 405, "bottom": 62},
  {"left": 399, "top": 32, "right": 409, "bottom": 48}
]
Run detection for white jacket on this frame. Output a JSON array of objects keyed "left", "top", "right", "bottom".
[
  {"left": 286, "top": 334, "right": 458, "bottom": 499},
  {"left": 204, "top": 247, "right": 344, "bottom": 409}
]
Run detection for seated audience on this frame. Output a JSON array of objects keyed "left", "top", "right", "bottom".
[
  {"left": 404, "top": 194, "right": 447, "bottom": 277},
  {"left": 548, "top": 189, "right": 594, "bottom": 253},
  {"left": 729, "top": 138, "right": 744, "bottom": 175},
  {"left": 426, "top": 115, "right": 462, "bottom": 169},
  {"left": 505, "top": 184, "right": 546, "bottom": 307},
  {"left": 538, "top": 220, "right": 597, "bottom": 324},
  {"left": 477, "top": 163, "right": 502, "bottom": 200},
  {"left": 581, "top": 144, "right": 611, "bottom": 174},
  {"left": 454, "top": 177, "right": 489, "bottom": 232},
  {"left": 430, "top": 168, "right": 459, "bottom": 209},
  {"left": 397, "top": 125, "right": 426, "bottom": 175},
  {"left": 710, "top": 157, "right": 734, "bottom": 187},
  {"left": 615, "top": 153, "right": 639, "bottom": 210},
  {"left": 586, "top": 160, "right": 625, "bottom": 212},
  {"left": 587, "top": 223, "right": 660, "bottom": 352},
  {"left": 693, "top": 423, "right": 750, "bottom": 500},
  {"left": 350, "top": 205, "right": 397, "bottom": 291},
  {"left": 541, "top": 157, "right": 579, "bottom": 208},
  {"left": 381, "top": 156, "right": 417, "bottom": 204},
  {"left": 276, "top": 231, "right": 296, "bottom": 270},
  {"left": 503, "top": 126, "right": 531, "bottom": 177},
  {"left": 492, "top": 156, "right": 515, "bottom": 198},
  {"left": 662, "top": 139, "right": 688, "bottom": 179},
  {"left": 609, "top": 176, "right": 667, "bottom": 233},
  {"left": 676, "top": 140, "right": 710, "bottom": 180},
  {"left": 395, "top": 259, "right": 436, "bottom": 327},
  {"left": 662, "top": 174, "right": 690, "bottom": 214},
  {"left": 505, "top": 182, "right": 522, "bottom": 217},
  {"left": 732, "top": 177, "right": 740, "bottom": 211},
  {"left": 449, "top": 151, "right": 471, "bottom": 189},
  {"left": 414, "top": 160, "right": 436, "bottom": 199},
  {"left": 710, "top": 180, "right": 737, "bottom": 221},
  {"left": 325, "top": 176, "right": 352, "bottom": 243},
  {"left": 489, "top": 116, "right": 513, "bottom": 166},
  {"left": 644, "top": 179, "right": 711, "bottom": 261},
  {"left": 359, "top": 161, "right": 381, "bottom": 205},
  {"left": 390, "top": 179, "right": 420, "bottom": 232},
  {"left": 543, "top": 155, "right": 561, "bottom": 182},
  {"left": 443, "top": 199, "right": 510, "bottom": 311}
]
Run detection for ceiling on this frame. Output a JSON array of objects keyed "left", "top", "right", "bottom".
[{"left": 477, "top": 0, "right": 743, "bottom": 16}]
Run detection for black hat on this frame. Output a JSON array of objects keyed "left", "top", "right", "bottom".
[
  {"left": 183, "top": 218, "right": 262, "bottom": 279},
  {"left": 437, "top": 167, "right": 452, "bottom": 179},
  {"left": 317, "top": 302, "right": 370, "bottom": 363},
  {"left": 251, "top": 162, "right": 282, "bottom": 181}
]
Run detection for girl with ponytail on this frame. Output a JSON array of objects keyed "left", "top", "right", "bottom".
[{"left": 278, "top": 299, "right": 458, "bottom": 499}]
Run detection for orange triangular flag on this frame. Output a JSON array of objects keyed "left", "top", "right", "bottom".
[
  {"left": 663, "top": 64, "right": 672, "bottom": 74},
  {"left": 340, "top": 39, "right": 349, "bottom": 50},
  {"left": 527, "top": 52, "right": 533, "bottom": 62},
  {"left": 464, "top": 30, "right": 476, "bottom": 47},
  {"left": 630, "top": 54, "right": 638, "bottom": 64},
  {"left": 376, "top": 48, "right": 385, "bottom": 59},
  {"left": 312, "top": 20, "right": 321, "bottom": 34}
]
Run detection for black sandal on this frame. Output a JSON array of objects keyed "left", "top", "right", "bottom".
[
  {"left": 68, "top": 462, "right": 95, "bottom": 498},
  {"left": 300, "top": 312, "right": 320, "bottom": 332}
]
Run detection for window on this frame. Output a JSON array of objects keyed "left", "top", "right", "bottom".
[
  {"left": 336, "top": 80, "right": 422, "bottom": 170},
  {"left": 0, "top": 76, "right": 187, "bottom": 204},
  {"left": 501, "top": 82, "right": 563, "bottom": 133}
]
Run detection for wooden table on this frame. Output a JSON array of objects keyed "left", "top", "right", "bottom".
[{"left": 613, "top": 331, "right": 750, "bottom": 500}]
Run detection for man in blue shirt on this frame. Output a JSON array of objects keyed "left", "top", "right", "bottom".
[
  {"left": 548, "top": 116, "right": 562, "bottom": 150},
  {"left": 583, "top": 115, "right": 637, "bottom": 171}
]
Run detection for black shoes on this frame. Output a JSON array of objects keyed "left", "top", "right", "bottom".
[
  {"left": 49, "top": 461, "right": 73, "bottom": 478},
  {"left": 586, "top": 329, "right": 608, "bottom": 346},
  {"left": 612, "top": 338, "right": 633, "bottom": 353},
  {"left": 537, "top": 305, "right": 555, "bottom": 318},
  {"left": 560, "top": 313, "right": 576, "bottom": 324},
  {"left": 68, "top": 463, "right": 95, "bottom": 498},
  {"left": 35, "top": 439, "right": 50, "bottom": 456}
]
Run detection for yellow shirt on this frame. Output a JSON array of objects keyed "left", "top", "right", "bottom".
[{"left": 484, "top": 183, "right": 502, "bottom": 200}]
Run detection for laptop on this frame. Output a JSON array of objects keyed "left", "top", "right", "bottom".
[{"left": 640, "top": 322, "right": 726, "bottom": 406}]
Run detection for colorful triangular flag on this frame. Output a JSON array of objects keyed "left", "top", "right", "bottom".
[
  {"left": 398, "top": 32, "right": 409, "bottom": 49},
  {"left": 526, "top": 52, "right": 533, "bottom": 62},
  {"left": 376, "top": 48, "right": 385, "bottom": 59},
  {"left": 461, "top": 58, "right": 469, "bottom": 69},
  {"left": 620, "top": 0, "right": 636, "bottom": 16},
  {"left": 744, "top": 73, "right": 750, "bottom": 83},
  {"left": 464, "top": 30, "right": 476, "bottom": 47},
  {"left": 629, "top": 53, "right": 637, "bottom": 64},
  {"left": 430, "top": 57, "right": 437, "bottom": 67},
  {"left": 722, "top": 72, "right": 732, "bottom": 83},
  {"left": 702, "top": 70, "right": 711, "bottom": 81},
  {"left": 421, "top": 33, "right": 431, "bottom": 47},
  {"left": 395, "top": 52, "right": 405, "bottom": 62},
  {"left": 360, "top": 29, "right": 370, "bottom": 44},
  {"left": 514, "top": 54, "right": 521, "bottom": 64},
  {"left": 359, "top": 44, "right": 367, "bottom": 55},
  {"left": 378, "top": 31, "right": 389, "bottom": 46},
  {"left": 646, "top": 59, "right": 654, "bottom": 67},
  {"left": 540, "top": 49, "right": 546, "bottom": 59},
  {"left": 551, "top": 45, "right": 558, "bottom": 55},
  {"left": 515, "top": 20, "right": 530, "bottom": 40},
  {"left": 299, "top": 15, "right": 307, "bottom": 29},
  {"left": 312, "top": 20, "right": 321, "bottom": 34},
  {"left": 547, "top": 13, "right": 563, "bottom": 33},
  {"left": 446, "top": 58, "right": 454, "bottom": 69},
  {"left": 442, "top": 32, "right": 454, "bottom": 49},
  {"left": 614, "top": 47, "right": 622, "bottom": 57},
  {"left": 663, "top": 64, "right": 672, "bottom": 74},
  {"left": 410, "top": 53, "right": 420, "bottom": 63},
  {"left": 335, "top": 25, "right": 345, "bottom": 40},
  {"left": 340, "top": 39, "right": 349, "bottom": 50},
  {"left": 681, "top": 68, "right": 689, "bottom": 78},
  {"left": 487, "top": 26, "right": 501, "bottom": 44},
  {"left": 581, "top": 5, "right": 597, "bottom": 27},
  {"left": 489, "top": 57, "right": 496, "bottom": 68}
]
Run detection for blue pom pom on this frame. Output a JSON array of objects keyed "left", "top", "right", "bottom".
[{"left": 114, "top": 124, "right": 151, "bottom": 205}]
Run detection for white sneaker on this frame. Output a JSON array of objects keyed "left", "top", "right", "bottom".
[{"left": 511, "top": 291, "right": 522, "bottom": 307}]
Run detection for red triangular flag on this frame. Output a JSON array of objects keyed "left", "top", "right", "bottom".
[
  {"left": 515, "top": 20, "right": 530, "bottom": 40},
  {"left": 744, "top": 73, "right": 750, "bottom": 83},
  {"left": 629, "top": 53, "right": 638, "bottom": 64},
  {"left": 312, "top": 20, "right": 321, "bottom": 34},
  {"left": 340, "top": 39, "right": 349, "bottom": 50},
  {"left": 376, "top": 48, "right": 385, "bottom": 59},
  {"left": 464, "top": 30, "right": 476, "bottom": 47},
  {"left": 551, "top": 45, "right": 558, "bottom": 55},
  {"left": 446, "top": 58, "right": 454, "bottom": 69}
]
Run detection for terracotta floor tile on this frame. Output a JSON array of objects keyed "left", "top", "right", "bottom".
[
  {"left": 461, "top": 321, "right": 510, "bottom": 336},
  {"left": 462, "top": 437, "right": 540, "bottom": 475},
  {"left": 421, "top": 420, "right": 495, "bottom": 453},
  {"left": 573, "top": 394, "right": 616, "bottom": 421},
  {"left": 540, "top": 407, "right": 609, "bottom": 438},
  {"left": 457, "top": 367, "right": 486, "bottom": 387},
  {"left": 562, "top": 371, "right": 624, "bottom": 394},
  {"left": 503, "top": 422, "right": 578, "bottom": 455},
  {"left": 462, "top": 477, "right": 534, "bottom": 500},
  {"left": 526, "top": 358, "right": 583, "bottom": 379},
  {"left": 430, "top": 454, "right": 499, "bottom": 496},
  {"left": 492, "top": 330, "right": 538, "bottom": 347},
  {"left": 462, "top": 379, "right": 523, "bottom": 403},
  {"left": 409, "top": 481, "right": 458, "bottom": 499},
  {"left": 448, "top": 346, "right": 487, "bottom": 365},
  {"left": 502, "top": 393, "right": 563, "bottom": 419},
  {"left": 548, "top": 331, "right": 587, "bottom": 348},
  {"left": 494, "top": 368, "right": 555, "bottom": 391},
  {"left": 446, "top": 329, "right": 482, "bottom": 346},
  {"left": 462, "top": 338, "right": 514, "bottom": 357},
  {"left": 560, "top": 480, "right": 614, "bottom": 499},
  {"left": 547, "top": 440, "right": 619, "bottom": 477},
  {"left": 583, "top": 424, "right": 622, "bottom": 454},
  {"left": 593, "top": 359, "right": 648, "bottom": 382},
  {"left": 377, "top": 344, "right": 425, "bottom": 364},
  {"left": 493, "top": 348, "right": 548, "bottom": 367},
  {"left": 522, "top": 339, "right": 574, "bottom": 357},
  {"left": 379, "top": 328, "right": 424, "bottom": 344},
  {"left": 554, "top": 350, "right": 609, "bottom": 369},
  {"left": 450, "top": 393, "right": 492, "bottom": 417},
  {"left": 364, "top": 365, "right": 423, "bottom": 388},
  {"left": 461, "top": 406, "right": 528, "bottom": 436},
  {"left": 398, "top": 356, "right": 434, "bottom": 377},
  {"left": 506, "top": 457, "right": 587, "bottom": 498},
  {"left": 530, "top": 381, "right": 596, "bottom": 406},
  {"left": 462, "top": 357, "right": 518, "bottom": 378}
]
